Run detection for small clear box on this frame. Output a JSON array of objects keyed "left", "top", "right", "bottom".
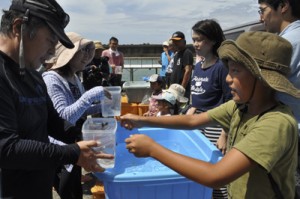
[
  {"left": 82, "top": 118, "right": 117, "bottom": 168},
  {"left": 101, "top": 86, "right": 121, "bottom": 117}
]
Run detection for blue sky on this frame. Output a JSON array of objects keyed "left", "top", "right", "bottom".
[{"left": 0, "top": 0, "right": 260, "bottom": 44}]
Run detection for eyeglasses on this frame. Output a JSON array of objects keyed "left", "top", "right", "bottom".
[{"left": 258, "top": 6, "right": 268, "bottom": 15}]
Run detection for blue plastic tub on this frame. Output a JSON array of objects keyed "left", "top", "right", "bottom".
[{"left": 94, "top": 123, "right": 223, "bottom": 199}]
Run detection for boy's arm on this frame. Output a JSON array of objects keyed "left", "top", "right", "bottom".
[
  {"left": 121, "top": 112, "right": 215, "bottom": 130},
  {"left": 126, "top": 134, "right": 256, "bottom": 188}
]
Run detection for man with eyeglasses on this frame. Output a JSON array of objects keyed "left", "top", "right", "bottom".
[
  {"left": 0, "top": 0, "right": 113, "bottom": 198},
  {"left": 258, "top": 0, "right": 300, "bottom": 196}
]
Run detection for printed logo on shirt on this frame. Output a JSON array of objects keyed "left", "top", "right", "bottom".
[
  {"left": 19, "top": 85, "right": 47, "bottom": 105},
  {"left": 19, "top": 96, "right": 46, "bottom": 105},
  {"left": 191, "top": 76, "right": 209, "bottom": 95},
  {"left": 176, "top": 58, "right": 181, "bottom": 65}
]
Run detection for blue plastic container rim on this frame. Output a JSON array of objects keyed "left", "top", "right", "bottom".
[{"left": 95, "top": 125, "right": 223, "bottom": 183}]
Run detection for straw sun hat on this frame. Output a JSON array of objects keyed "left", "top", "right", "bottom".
[
  {"left": 218, "top": 31, "right": 300, "bottom": 98},
  {"left": 48, "top": 32, "right": 95, "bottom": 69}
]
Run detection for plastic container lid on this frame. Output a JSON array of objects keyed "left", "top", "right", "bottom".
[{"left": 122, "top": 81, "right": 150, "bottom": 89}]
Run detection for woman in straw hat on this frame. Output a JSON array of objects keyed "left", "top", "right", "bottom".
[
  {"left": 43, "top": 32, "right": 110, "bottom": 125},
  {"left": 42, "top": 32, "right": 110, "bottom": 199},
  {"left": 121, "top": 31, "right": 300, "bottom": 198}
]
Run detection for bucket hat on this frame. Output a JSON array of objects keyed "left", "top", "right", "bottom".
[
  {"left": 166, "top": 84, "right": 188, "bottom": 103},
  {"left": 9, "top": 0, "right": 74, "bottom": 48},
  {"left": 153, "top": 91, "right": 176, "bottom": 106},
  {"left": 218, "top": 31, "right": 300, "bottom": 98},
  {"left": 47, "top": 32, "right": 94, "bottom": 69}
]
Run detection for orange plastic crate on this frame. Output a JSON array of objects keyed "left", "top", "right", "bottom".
[
  {"left": 137, "top": 103, "right": 149, "bottom": 116},
  {"left": 121, "top": 102, "right": 138, "bottom": 116}
]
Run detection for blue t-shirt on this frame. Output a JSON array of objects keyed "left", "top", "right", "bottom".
[
  {"left": 160, "top": 51, "right": 173, "bottom": 77},
  {"left": 191, "top": 59, "right": 231, "bottom": 112}
]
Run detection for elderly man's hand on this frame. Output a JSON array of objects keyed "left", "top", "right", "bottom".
[{"left": 76, "top": 140, "right": 114, "bottom": 172}]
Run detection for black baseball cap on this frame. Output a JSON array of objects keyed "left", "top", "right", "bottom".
[
  {"left": 9, "top": 0, "right": 74, "bottom": 49},
  {"left": 171, "top": 31, "right": 185, "bottom": 41}
]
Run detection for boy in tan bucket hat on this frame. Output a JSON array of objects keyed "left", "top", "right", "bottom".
[{"left": 120, "top": 31, "right": 299, "bottom": 199}]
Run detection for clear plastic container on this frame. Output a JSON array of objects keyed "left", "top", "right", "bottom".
[
  {"left": 101, "top": 86, "right": 121, "bottom": 117},
  {"left": 82, "top": 118, "right": 117, "bottom": 168}
]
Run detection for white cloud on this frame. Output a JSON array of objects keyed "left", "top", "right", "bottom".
[{"left": 0, "top": 0, "right": 260, "bottom": 44}]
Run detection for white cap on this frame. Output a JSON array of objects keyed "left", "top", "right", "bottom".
[
  {"left": 149, "top": 74, "right": 162, "bottom": 82},
  {"left": 153, "top": 91, "right": 176, "bottom": 105},
  {"left": 166, "top": 84, "right": 188, "bottom": 103},
  {"left": 162, "top": 41, "right": 169, "bottom": 46}
]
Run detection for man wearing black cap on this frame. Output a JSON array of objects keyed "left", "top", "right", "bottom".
[
  {"left": 169, "top": 31, "right": 193, "bottom": 101},
  {"left": 0, "top": 0, "right": 113, "bottom": 198}
]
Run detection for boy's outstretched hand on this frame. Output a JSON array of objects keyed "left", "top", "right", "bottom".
[
  {"left": 125, "top": 134, "right": 156, "bottom": 157},
  {"left": 120, "top": 114, "right": 143, "bottom": 130}
]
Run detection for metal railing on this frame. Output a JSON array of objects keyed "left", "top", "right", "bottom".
[{"left": 123, "top": 57, "right": 161, "bottom": 81}]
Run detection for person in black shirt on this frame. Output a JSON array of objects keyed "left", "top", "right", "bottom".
[
  {"left": 0, "top": 1, "right": 113, "bottom": 199},
  {"left": 169, "top": 31, "right": 194, "bottom": 101}
]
